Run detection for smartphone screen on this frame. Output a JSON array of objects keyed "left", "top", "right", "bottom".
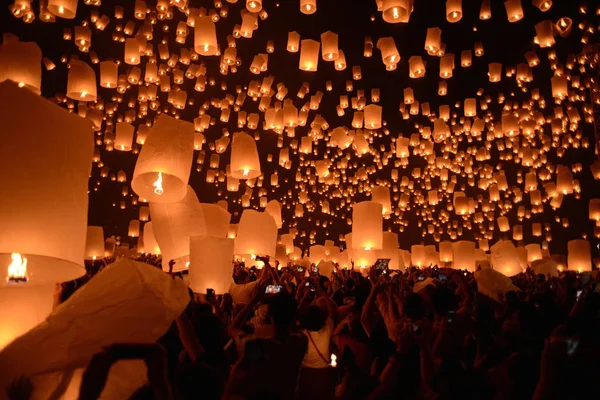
[
  {"left": 438, "top": 274, "right": 447, "bottom": 281},
  {"left": 412, "top": 324, "right": 422, "bottom": 335},
  {"left": 566, "top": 339, "right": 579, "bottom": 356},
  {"left": 576, "top": 290, "right": 583, "bottom": 299},
  {"left": 447, "top": 310, "right": 455, "bottom": 323},
  {"left": 417, "top": 276, "right": 425, "bottom": 281},
  {"left": 265, "top": 285, "right": 282, "bottom": 294},
  {"left": 374, "top": 258, "right": 391, "bottom": 270}
]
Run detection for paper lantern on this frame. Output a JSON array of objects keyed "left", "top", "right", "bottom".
[
  {"left": 321, "top": 31, "right": 339, "bottom": 61},
  {"left": 300, "top": 0, "right": 316, "bottom": 15},
  {"left": 85, "top": 226, "right": 105, "bottom": 260},
  {"left": 411, "top": 245, "right": 426, "bottom": 267},
  {"left": 114, "top": 122, "right": 134, "bottom": 151},
  {"left": 525, "top": 244, "right": 542, "bottom": 264},
  {"left": 124, "top": 38, "right": 141, "bottom": 65},
  {"left": 299, "top": 39, "right": 320, "bottom": 71},
  {"left": 551, "top": 76, "right": 567, "bottom": 99},
  {"left": 150, "top": 186, "right": 207, "bottom": 272},
  {"left": 246, "top": 0, "right": 262, "bottom": 12},
  {"left": 66, "top": 60, "right": 96, "bottom": 102},
  {"left": 375, "top": 232, "right": 400, "bottom": 269},
  {"left": 446, "top": 0, "right": 462, "bottom": 23},
  {"left": 474, "top": 268, "right": 520, "bottom": 303},
  {"left": 189, "top": 236, "right": 234, "bottom": 294},
  {"left": 382, "top": 0, "right": 412, "bottom": 23},
  {"left": 230, "top": 131, "right": 261, "bottom": 179},
  {"left": 128, "top": 220, "right": 140, "bottom": 238},
  {"left": 234, "top": 210, "right": 277, "bottom": 257},
  {"left": 0, "top": 284, "right": 54, "bottom": 350},
  {"left": 439, "top": 241, "right": 453, "bottom": 263},
  {"left": 589, "top": 199, "right": 600, "bottom": 221},
  {"left": 377, "top": 37, "right": 400, "bottom": 65},
  {"left": 132, "top": 115, "right": 195, "bottom": 203},
  {"left": 0, "top": 81, "right": 92, "bottom": 284},
  {"left": 452, "top": 241, "right": 476, "bottom": 271},
  {"left": 143, "top": 222, "right": 161, "bottom": 255},
  {"left": 99, "top": 61, "right": 117, "bottom": 88},
  {"left": 567, "top": 240, "right": 591, "bottom": 272},
  {"left": 535, "top": 20, "right": 555, "bottom": 48},
  {"left": 504, "top": 0, "right": 523, "bottom": 23},
  {"left": 425, "top": 27, "right": 442, "bottom": 55},
  {"left": 48, "top": 0, "right": 77, "bottom": 19},
  {"left": 0, "top": 39, "right": 41, "bottom": 94},
  {"left": 371, "top": 186, "right": 392, "bottom": 215},
  {"left": 198, "top": 203, "right": 231, "bottom": 237},
  {"left": 480, "top": 0, "right": 491, "bottom": 19},
  {"left": 364, "top": 104, "right": 382, "bottom": 129},
  {"left": 408, "top": 56, "right": 425, "bottom": 78},
  {"left": 265, "top": 200, "right": 283, "bottom": 228},
  {"left": 310, "top": 245, "right": 327, "bottom": 264},
  {"left": 352, "top": 201, "right": 383, "bottom": 251},
  {"left": 490, "top": 240, "right": 523, "bottom": 277},
  {"left": 287, "top": 31, "right": 300, "bottom": 52},
  {"left": 497, "top": 216, "right": 510, "bottom": 232}
]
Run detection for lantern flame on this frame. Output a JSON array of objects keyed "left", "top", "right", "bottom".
[
  {"left": 7, "top": 253, "right": 28, "bottom": 282},
  {"left": 330, "top": 353, "right": 337, "bottom": 367},
  {"left": 58, "top": 5, "right": 64, "bottom": 14},
  {"left": 243, "top": 169, "right": 250, "bottom": 177},
  {"left": 153, "top": 172, "right": 164, "bottom": 195}
]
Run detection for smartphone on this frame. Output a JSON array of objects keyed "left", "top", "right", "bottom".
[
  {"left": 374, "top": 258, "right": 391, "bottom": 270},
  {"left": 412, "top": 324, "right": 422, "bottom": 335},
  {"left": 206, "top": 288, "right": 215, "bottom": 301},
  {"left": 297, "top": 266, "right": 303, "bottom": 272},
  {"left": 438, "top": 274, "right": 447, "bottom": 281},
  {"left": 576, "top": 290, "right": 583, "bottom": 300},
  {"left": 265, "top": 284, "right": 282, "bottom": 294},
  {"left": 447, "top": 310, "right": 455, "bottom": 323},
  {"left": 566, "top": 339, "right": 579, "bottom": 356},
  {"left": 417, "top": 276, "right": 425, "bottom": 281}
]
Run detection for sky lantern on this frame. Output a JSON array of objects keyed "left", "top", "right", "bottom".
[
  {"left": 265, "top": 200, "right": 283, "bottom": 228},
  {"left": 320, "top": 31, "right": 339, "bottom": 61},
  {"left": 535, "top": 20, "right": 555, "bottom": 48},
  {"left": 128, "top": 220, "right": 140, "bottom": 238},
  {"left": 309, "top": 245, "right": 327, "bottom": 264},
  {"left": 411, "top": 245, "right": 426, "bottom": 267},
  {"left": 424, "top": 27, "right": 442, "bottom": 55},
  {"left": 408, "top": 56, "right": 425, "bottom": 78},
  {"left": 352, "top": 201, "right": 383, "bottom": 251},
  {"left": 287, "top": 31, "right": 300, "bottom": 52},
  {"left": 382, "top": 0, "right": 413, "bottom": 23},
  {"left": 124, "top": 38, "right": 141, "bottom": 65},
  {"left": 47, "top": 0, "right": 77, "bottom": 19},
  {"left": 371, "top": 186, "right": 392, "bottom": 215},
  {"left": 446, "top": 0, "right": 462, "bottom": 23},
  {"left": 0, "top": 80, "right": 92, "bottom": 284},
  {"left": 0, "top": 38, "right": 41, "bottom": 95},
  {"left": 230, "top": 131, "right": 261, "bottom": 179},
  {"left": 491, "top": 240, "right": 523, "bottom": 276},
  {"left": 189, "top": 236, "right": 234, "bottom": 295},
  {"left": 66, "top": 60, "right": 96, "bottom": 102},
  {"left": 85, "top": 226, "right": 105, "bottom": 261},
  {"left": 300, "top": 0, "right": 317, "bottom": 15},
  {"left": 480, "top": 0, "right": 491, "bottom": 19},
  {"left": 377, "top": 37, "right": 400, "bottom": 66},
  {"left": 99, "top": 61, "right": 117, "bottom": 88},
  {"left": 299, "top": 39, "right": 320, "bottom": 71},
  {"left": 567, "top": 240, "right": 591, "bottom": 272},
  {"left": 234, "top": 210, "right": 278, "bottom": 257},
  {"left": 364, "top": 104, "right": 382, "bottom": 129},
  {"left": 246, "top": 0, "right": 262, "bottom": 12},
  {"left": 504, "top": 0, "right": 523, "bottom": 23},
  {"left": 525, "top": 244, "right": 543, "bottom": 264},
  {"left": 150, "top": 186, "right": 207, "bottom": 272},
  {"left": 452, "top": 241, "right": 476, "bottom": 271},
  {"left": 132, "top": 115, "right": 194, "bottom": 204}
]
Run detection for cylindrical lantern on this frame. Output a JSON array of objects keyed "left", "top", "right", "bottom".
[
  {"left": 99, "top": 61, "right": 117, "bottom": 88},
  {"left": 497, "top": 216, "right": 510, "bottom": 232},
  {"left": 189, "top": 236, "right": 234, "bottom": 294},
  {"left": 265, "top": 200, "right": 283, "bottom": 228},
  {"left": 230, "top": 131, "right": 261, "bottom": 179},
  {"left": 0, "top": 39, "right": 42, "bottom": 94},
  {"left": 66, "top": 60, "right": 96, "bottom": 102},
  {"left": 504, "top": 0, "right": 523, "bottom": 22},
  {"left": 310, "top": 245, "right": 327, "bottom": 264},
  {"left": 194, "top": 17, "right": 218, "bottom": 56},
  {"left": 143, "top": 222, "right": 161, "bottom": 255},
  {"left": 150, "top": 186, "right": 207, "bottom": 272},
  {"left": 234, "top": 210, "right": 278, "bottom": 256},
  {"left": 490, "top": 240, "right": 523, "bottom": 276},
  {"left": 371, "top": 186, "right": 392, "bottom": 215},
  {"left": 439, "top": 241, "right": 453, "bottom": 263},
  {"left": 411, "top": 245, "right": 426, "bottom": 267},
  {"left": 321, "top": 31, "right": 339, "bottom": 61},
  {"left": 446, "top": 0, "right": 462, "bottom": 23},
  {"left": 525, "top": 244, "right": 542, "bottom": 264},
  {"left": 48, "top": 0, "right": 78, "bottom": 19},
  {"left": 382, "top": 0, "right": 412, "bottom": 23},
  {"left": 300, "top": 0, "right": 317, "bottom": 15},
  {"left": 452, "top": 241, "right": 476, "bottom": 271},
  {"left": 198, "top": 203, "right": 231, "bottom": 237},
  {"left": 352, "top": 201, "right": 383, "bottom": 250},
  {"left": 0, "top": 81, "right": 92, "bottom": 284},
  {"left": 131, "top": 115, "right": 195, "bottom": 203},
  {"left": 299, "top": 39, "right": 320, "bottom": 71},
  {"left": 85, "top": 226, "right": 105, "bottom": 260},
  {"left": 364, "top": 104, "right": 382, "bottom": 129},
  {"left": 568, "top": 240, "right": 591, "bottom": 272},
  {"left": 114, "top": 122, "right": 134, "bottom": 151},
  {"left": 128, "top": 220, "right": 140, "bottom": 237}
]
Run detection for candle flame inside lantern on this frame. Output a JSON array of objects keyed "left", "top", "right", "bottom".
[
  {"left": 330, "top": 353, "right": 337, "bottom": 367},
  {"left": 58, "top": 5, "right": 64, "bottom": 14},
  {"left": 153, "top": 172, "right": 164, "bottom": 195},
  {"left": 243, "top": 169, "right": 250, "bottom": 177},
  {"left": 7, "top": 253, "right": 28, "bottom": 282}
]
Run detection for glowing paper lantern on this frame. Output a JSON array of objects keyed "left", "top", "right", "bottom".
[
  {"left": 300, "top": 0, "right": 317, "bottom": 15},
  {"left": 411, "top": 245, "right": 426, "bottom": 267},
  {"left": 132, "top": 115, "right": 195, "bottom": 204},
  {"left": 198, "top": 203, "right": 231, "bottom": 237},
  {"left": 371, "top": 186, "right": 392, "bottom": 215},
  {"left": 265, "top": 200, "right": 283, "bottom": 228},
  {"left": 0, "top": 39, "right": 41, "bottom": 94},
  {"left": 48, "top": 0, "right": 77, "bottom": 19},
  {"left": 85, "top": 226, "right": 105, "bottom": 260},
  {"left": 382, "top": 0, "right": 413, "bottom": 23},
  {"left": 128, "top": 220, "right": 140, "bottom": 238},
  {"left": 567, "top": 240, "right": 591, "bottom": 272},
  {"left": 150, "top": 186, "right": 207, "bottom": 272},
  {"left": 446, "top": 0, "right": 462, "bottom": 23},
  {"left": 299, "top": 39, "right": 320, "bottom": 71},
  {"left": 143, "top": 222, "right": 161, "bottom": 255},
  {"left": 114, "top": 122, "right": 134, "bottom": 151},
  {"left": 234, "top": 210, "right": 278, "bottom": 257},
  {"left": 535, "top": 20, "right": 555, "bottom": 48},
  {"left": 504, "top": 0, "right": 523, "bottom": 23},
  {"left": 287, "top": 31, "right": 300, "bottom": 52},
  {"left": 590, "top": 199, "right": 600, "bottom": 221},
  {"left": 194, "top": 17, "right": 218, "bottom": 56},
  {"left": 364, "top": 104, "right": 382, "bottom": 129},
  {"left": 310, "top": 245, "right": 327, "bottom": 264},
  {"left": 352, "top": 201, "right": 383, "bottom": 251},
  {"left": 525, "top": 244, "right": 542, "bottom": 264},
  {"left": 320, "top": 31, "right": 339, "bottom": 61},
  {"left": 0, "top": 81, "right": 92, "bottom": 284},
  {"left": 189, "top": 236, "right": 234, "bottom": 294},
  {"left": 99, "top": 61, "right": 117, "bottom": 88},
  {"left": 452, "top": 241, "right": 476, "bottom": 271},
  {"left": 230, "top": 131, "right": 261, "bottom": 179},
  {"left": 497, "top": 216, "right": 510, "bottom": 232},
  {"left": 490, "top": 240, "right": 523, "bottom": 277},
  {"left": 376, "top": 232, "right": 400, "bottom": 270},
  {"left": 66, "top": 60, "right": 96, "bottom": 102},
  {"left": 439, "top": 241, "right": 453, "bottom": 263}
]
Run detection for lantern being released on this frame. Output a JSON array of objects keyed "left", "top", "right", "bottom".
[
  {"left": 234, "top": 210, "right": 278, "bottom": 257},
  {"left": 189, "top": 236, "right": 234, "bottom": 295},
  {"left": 352, "top": 201, "right": 383, "bottom": 251},
  {"left": 0, "top": 38, "right": 42, "bottom": 95},
  {"left": 0, "top": 81, "right": 92, "bottom": 284},
  {"left": 132, "top": 115, "right": 195, "bottom": 204},
  {"left": 85, "top": 226, "right": 105, "bottom": 261}
]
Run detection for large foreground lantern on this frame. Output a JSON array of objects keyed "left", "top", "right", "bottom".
[
  {"left": 143, "top": 222, "right": 161, "bottom": 255},
  {"left": 452, "top": 241, "right": 476, "bottom": 271},
  {"left": 0, "top": 38, "right": 42, "bottom": 95},
  {"left": 352, "top": 201, "right": 383, "bottom": 251},
  {"left": 377, "top": 232, "right": 400, "bottom": 269},
  {"left": 150, "top": 186, "right": 207, "bottom": 272},
  {"left": 0, "top": 81, "right": 92, "bottom": 284},
  {"left": 198, "top": 203, "right": 231, "bottom": 237},
  {"left": 189, "top": 236, "right": 234, "bottom": 295},
  {"left": 567, "top": 239, "right": 591, "bottom": 272},
  {"left": 132, "top": 115, "right": 195, "bottom": 204},
  {"left": 194, "top": 17, "right": 218, "bottom": 56},
  {"left": 265, "top": 200, "right": 283, "bottom": 228},
  {"left": 230, "top": 131, "right": 261, "bottom": 179},
  {"left": 490, "top": 240, "right": 523, "bottom": 277},
  {"left": 234, "top": 210, "right": 278, "bottom": 257}
]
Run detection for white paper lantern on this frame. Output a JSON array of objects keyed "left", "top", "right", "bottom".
[
  {"left": 0, "top": 81, "right": 92, "bottom": 284},
  {"left": 132, "top": 115, "right": 195, "bottom": 203},
  {"left": 114, "top": 122, "right": 135, "bottom": 151},
  {"left": 452, "top": 241, "right": 476, "bottom": 271},
  {"left": 439, "top": 241, "right": 453, "bottom": 263},
  {"left": 150, "top": 186, "right": 207, "bottom": 272},
  {"left": 376, "top": 232, "right": 400, "bottom": 269},
  {"left": 230, "top": 131, "right": 261, "bottom": 179},
  {"left": 194, "top": 17, "right": 218, "bottom": 56},
  {"left": 490, "top": 240, "right": 523, "bottom": 277},
  {"left": 0, "top": 39, "right": 41, "bottom": 94},
  {"left": 567, "top": 239, "right": 591, "bottom": 272},
  {"left": 352, "top": 201, "right": 383, "bottom": 250},
  {"left": 48, "top": 0, "right": 78, "bottom": 19},
  {"left": 198, "top": 203, "right": 231, "bottom": 237},
  {"left": 189, "top": 236, "right": 234, "bottom": 294},
  {"left": 142, "top": 222, "right": 161, "bottom": 255},
  {"left": 66, "top": 60, "right": 96, "bottom": 102},
  {"left": 265, "top": 200, "right": 283, "bottom": 228},
  {"left": 371, "top": 186, "right": 392, "bottom": 215},
  {"left": 310, "top": 245, "right": 327, "bottom": 264},
  {"left": 234, "top": 210, "right": 277, "bottom": 257},
  {"left": 411, "top": 245, "right": 426, "bottom": 267},
  {"left": 85, "top": 226, "right": 105, "bottom": 260}
]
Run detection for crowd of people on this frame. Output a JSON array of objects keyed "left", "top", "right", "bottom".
[{"left": 6, "top": 256, "right": 600, "bottom": 400}]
